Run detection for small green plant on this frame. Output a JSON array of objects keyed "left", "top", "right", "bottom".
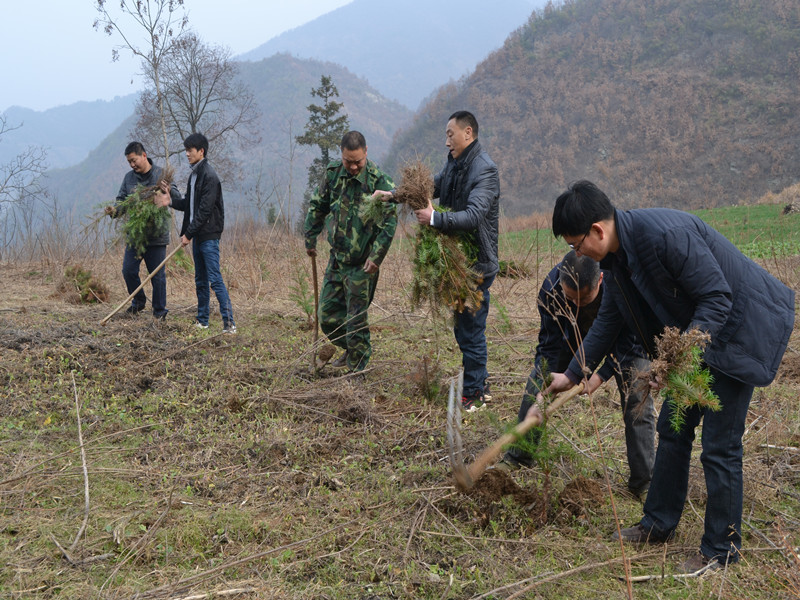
[
  {"left": 493, "top": 299, "right": 513, "bottom": 334},
  {"left": 58, "top": 265, "right": 110, "bottom": 303},
  {"left": 169, "top": 247, "right": 194, "bottom": 273},
  {"left": 289, "top": 268, "right": 314, "bottom": 324}
]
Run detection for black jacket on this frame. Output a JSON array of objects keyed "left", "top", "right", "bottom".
[
  {"left": 566, "top": 208, "right": 795, "bottom": 387},
  {"left": 115, "top": 159, "right": 180, "bottom": 247},
  {"left": 171, "top": 159, "right": 224, "bottom": 243},
  {"left": 432, "top": 140, "right": 500, "bottom": 278},
  {"left": 534, "top": 262, "right": 647, "bottom": 391}
]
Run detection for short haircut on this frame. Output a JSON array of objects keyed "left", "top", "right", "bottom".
[
  {"left": 183, "top": 133, "right": 209, "bottom": 156},
  {"left": 559, "top": 250, "right": 601, "bottom": 291},
  {"left": 448, "top": 110, "right": 479, "bottom": 137},
  {"left": 340, "top": 131, "right": 367, "bottom": 151},
  {"left": 125, "top": 141, "right": 146, "bottom": 156},
  {"left": 552, "top": 180, "right": 614, "bottom": 238}
]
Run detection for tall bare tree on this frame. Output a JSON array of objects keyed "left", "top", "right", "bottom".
[
  {"left": 133, "top": 32, "right": 260, "bottom": 171},
  {"left": 94, "top": 0, "right": 188, "bottom": 168},
  {"left": 0, "top": 115, "right": 47, "bottom": 211}
]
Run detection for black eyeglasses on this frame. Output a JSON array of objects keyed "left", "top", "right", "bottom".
[{"left": 568, "top": 231, "right": 589, "bottom": 253}]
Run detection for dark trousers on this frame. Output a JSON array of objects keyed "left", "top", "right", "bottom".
[
  {"left": 453, "top": 274, "right": 495, "bottom": 397},
  {"left": 122, "top": 244, "right": 167, "bottom": 317},
  {"left": 640, "top": 366, "right": 753, "bottom": 563}
]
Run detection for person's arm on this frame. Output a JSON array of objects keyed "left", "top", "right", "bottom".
[
  {"left": 532, "top": 277, "right": 567, "bottom": 395},
  {"left": 661, "top": 227, "right": 732, "bottom": 337},
  {"left": 303, "top": 175, "right": 332, "bottom": 255},
  {"left": 367, "top": 177, "right": 397, "bottom": 267},
  {"left": 432, "top": 158, "right": 498, "bottom": 232}
]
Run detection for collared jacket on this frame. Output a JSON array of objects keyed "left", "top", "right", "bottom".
[
  {"left": 565, "top": 208, "right": 795, "bottom": 387},
  {"left": 533, "top": 262, "right": 648, "bottom": 393},
  {"left": 432, "top": 139, "right": 500, "bottom": 278},
  {"left": 304, "top": 159, "right": 397, "bottom": 266},
  {"left": 114, "top": 159, "right": 180, "bottom": 247},
  {"left": 171, "top": 159, "right": 224, "bottom": 243}
]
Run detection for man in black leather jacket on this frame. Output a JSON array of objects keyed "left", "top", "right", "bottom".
[{"left": 413, "top": 111, "right": 500, "bottom": 412}]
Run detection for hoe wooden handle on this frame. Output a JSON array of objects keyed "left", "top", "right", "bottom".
[{"left": 466, "top": 383, "right": 585, "bottom": 483}]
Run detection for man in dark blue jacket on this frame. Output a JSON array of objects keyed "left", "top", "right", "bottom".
[
  {"left": 413, "top": 111, "right": 500, "bottom": 412},
  {"left": 156, "top": 133, "right": 235, "bottom": 333},
  {"left": 502, "top": 251, "right": 655, "bottom": 498},
  {"left": 106, "top": 142, "right": 180, "bottom": 320},
  {"left": 544, "top": 180, "right": 795, "bottom": 573}
]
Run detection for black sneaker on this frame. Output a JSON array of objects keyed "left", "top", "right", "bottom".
[
  {"left": 194, "top": 320, "right": 209, "bottom": 330},
  {"left": 126, "top": 304, "right": 145, "bottom": 315},
  {"left": 461, "top": 392, "right": 485, "bottom": 413},
  {"left": 483, "top": 380, "right": 492, "bottom": 403},
  {"left": 223, "top": 320, "right": 237, "bottom": 334},
  {"left": 153, "top": 313, "right": 167, "bottom": 322}
]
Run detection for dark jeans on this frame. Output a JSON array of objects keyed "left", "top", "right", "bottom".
[
  {"left": 509, "top": 357, "right": 655, "bottom": 492},
  {"left": 192, "top": 239, "right": 233, "bottom": 326},
  {"left": 454, "top": 274, "right": 495, "bottom": 397},
  {"left": 122, "top": 244, "right": 167, "bottom": 317},
  {"left": 640, "top": 366, "right": 753, "bottom": 563}
]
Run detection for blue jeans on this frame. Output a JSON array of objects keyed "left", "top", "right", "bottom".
[
  {"left": 454, "top": 274, "right": 495, "bottom": 397},
  {"left": 192, "top": 239, "right": 233, "bottom": 326},
  {"left": 640, "top": 366, "right": 753, "bottom": 563},
  {"left": 122, "top": 244, "right": 167, "bottom": 316}
]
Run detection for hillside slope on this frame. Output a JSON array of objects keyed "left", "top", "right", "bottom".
[
  {"left": 240, "top": 0, "right": 540, "bottom": 109},
  {"left": 385, "top": 0, "right": 800, "bottom": 215}
]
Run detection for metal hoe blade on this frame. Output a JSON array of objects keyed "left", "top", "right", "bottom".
[{"left": 446, "top": 370, "right": 472, "bottom": 490}]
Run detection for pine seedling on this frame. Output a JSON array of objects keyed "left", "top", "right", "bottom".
[{"left": 648, "top": 327, "right": 722, "bottom": 432}]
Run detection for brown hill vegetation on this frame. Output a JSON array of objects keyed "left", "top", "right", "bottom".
[{"left": 385, "top": 0, "right": 800, "bottom": 215}]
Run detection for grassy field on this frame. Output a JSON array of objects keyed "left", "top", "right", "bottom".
[{"left": 1, "top": 205, "right": 798, "bottom": 599}]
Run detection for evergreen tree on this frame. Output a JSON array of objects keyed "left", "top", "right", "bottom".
[{"left": 296, "top": 76, "right": 350, "bottom": 226}]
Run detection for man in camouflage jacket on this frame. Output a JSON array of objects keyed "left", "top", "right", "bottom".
[{"left": 304, "top": 131, "right": 397, "bottom": 372}]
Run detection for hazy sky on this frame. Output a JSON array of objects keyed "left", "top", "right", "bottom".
[{"left": 2, "top": 0, "right": 352, "bottom": 113}]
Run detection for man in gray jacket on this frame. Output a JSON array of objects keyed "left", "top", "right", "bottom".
[
  {"left": 413, "top": 111, "right": 500, "bottom": 412},
  {"left": 543, "top": 180, "right": 794, "bottom": 573},
  {"left": 106, "top": 142, "right": 180, "bottom": 320}
]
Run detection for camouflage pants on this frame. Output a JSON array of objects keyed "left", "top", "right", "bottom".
[{"left": 319, "top": 256, "right": 379, "bottom": 371}]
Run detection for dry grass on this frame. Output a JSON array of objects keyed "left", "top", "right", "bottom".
[{"left": 0, "top": 216, "right": 798, "bottom": 599}]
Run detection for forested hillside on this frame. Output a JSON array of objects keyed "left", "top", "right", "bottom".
[{"left": 385, "top": 0, "right": 800, "bottom": 215}]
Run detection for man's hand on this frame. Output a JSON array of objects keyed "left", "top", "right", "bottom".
[
  {"left": 372, "top": 190, "right": 394, "bottom": 203},
  {"left": 104, "top": 205, "right": 115, "bottom": 217},
  {"left": 414, "top": 200, "right": 434, "bottom": 225},
  {"left": 306, "top": 248, "right": 317, "bottom": 257},
  {"left": 153, "top": 190, "right": 170, "bottom": 208},
  {"left": 544, "top": 372, "right": 575, "bottom": 395},
  {"left": 180, "top": 234, "right": 190, "bottom": 247},
  {"left": 525, "top": 392, "right": 545, "bottom": 424},
  {"left": 363, "top": 258, "right": 379, "bottom": 274}
]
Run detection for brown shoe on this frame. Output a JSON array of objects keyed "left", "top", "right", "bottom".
[
  {"left": 679, "top": 552, "right": 720, "bottom": 575},
  {"left": 611, "top": 523, "right": 671, "bottom": 544}
]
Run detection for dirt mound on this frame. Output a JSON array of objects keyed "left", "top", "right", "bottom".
[{"left": 557, "top": 476, "right": 606, "bottom": 522}]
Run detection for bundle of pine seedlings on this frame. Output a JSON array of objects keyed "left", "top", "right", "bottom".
[
  {"left": 645, "top": 326, "right": 721, "bottom": 431},
  {"left": 108, "top": 165, "right": 174, "bottom": 258},
  {"left": 395, "top": 160, "right": 484, "bottom": 314}
]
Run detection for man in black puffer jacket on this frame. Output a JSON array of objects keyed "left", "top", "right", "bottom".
[
  {"left": 413, "top": 111, "right": 500, "bottom": 412},
  {"left": 106, "top": 142, "right": 181, "bottom": 320},
  {"left": 543, "top": 180, "right": 795, "bottom": 574}
]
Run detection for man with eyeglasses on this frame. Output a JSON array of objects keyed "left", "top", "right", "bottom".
[
  {"left": 304, "top": 131, "right": 398, "bottom": 373},
  {"left": 542, "top": 179, "right": 794, "bottom": 573},
  {"left": 498, "top": 251, "right": 655, "bottom": 500}
]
